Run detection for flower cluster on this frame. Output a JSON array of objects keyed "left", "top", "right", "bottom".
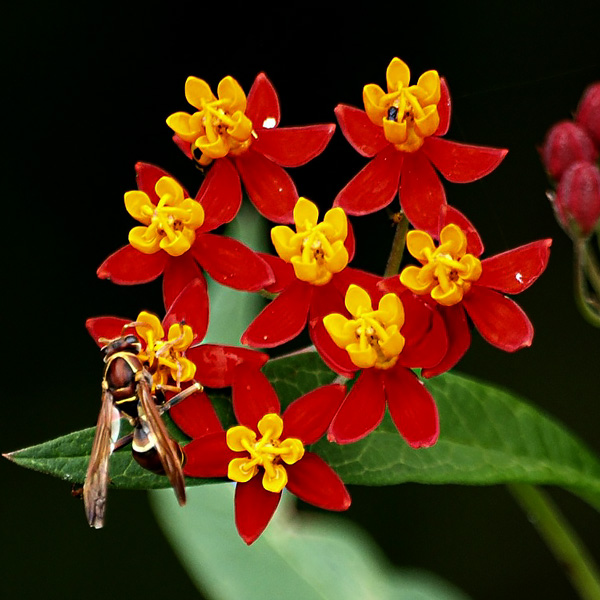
[{"left": 87, "top": 59, "right": 551, "bottom": 543}]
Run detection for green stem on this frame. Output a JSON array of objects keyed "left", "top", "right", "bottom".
[
  {"left": 384, "top": 212, "right": 409, "bottom": 278},
  {"left": 574, "top": 240, "right": 600, "bottom": 327},
  {"left": 508, "top": 484, "right": 600, "bottom": 600}
]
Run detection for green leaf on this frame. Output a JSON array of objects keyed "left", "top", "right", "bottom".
[{"left": 151, "top": 483, "right": 472, "bottom": 600}]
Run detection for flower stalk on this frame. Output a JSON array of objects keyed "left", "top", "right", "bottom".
[{"left": 383, "top": 211, "right": 409, "bottom": 277}]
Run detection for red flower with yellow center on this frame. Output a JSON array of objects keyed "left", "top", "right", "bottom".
[
  {"left": 321, "top": 284, "right": 448, "bottom": 447},
  {"left": 97, "top": 163, "right": 274, "bottom": 310},
  {"left": 168, "top": 73, "right": 336, "bottom": 223},
  {"left": 381, "top": 219, "right": 552, "bottom": 377},
  {"left": 183, "top": 365, "right": 350, "bottom": 545},
  {"left": 334, "top": 57, "right": 508, "bottom": 234}
]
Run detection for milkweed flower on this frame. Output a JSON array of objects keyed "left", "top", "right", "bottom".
[
  {"left": 384, "top": 220, "right": 551, "bottom": 377},
  {"left": 167, "top": 72, "right": 335, "bottom": 223},
  {"left": 241, "top": 197, "right": 381, "bottom": 376},
  {"left": 97, "top": 163, "right": 274, "bottom": 310},
  {"left": 322, "top": 284, "right": 448, "bottom": 447},
  {"left": 334, "top": 57, "right": 507, "bottom": 233},
  {"left": 183, "top": 365, "right": 350, "bottom": 545}
]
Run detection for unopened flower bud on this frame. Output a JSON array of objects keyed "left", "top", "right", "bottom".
[
  {"left": 552, "top": 161, "right": 600, "bottom": 238},
  {"left": 576, "top": 82, "right": 600, "bottom": 148},
  {"left": 541, "top": 121, "right": 598, "bottom": 181}
]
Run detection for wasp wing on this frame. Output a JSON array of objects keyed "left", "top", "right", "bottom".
[
  {"left": 83, "top": 389, "right": 120, "bottom": 529},
  {"left": 137, "top": 377, "right": 187, "bottom": 506}
]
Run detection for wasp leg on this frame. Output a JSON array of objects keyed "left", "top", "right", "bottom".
[
  {"left": 112, "top": 432, "right": 134, "bottom": 452},
  {"left": 159, "top": 382, "right": 204, "bottom": 413}
]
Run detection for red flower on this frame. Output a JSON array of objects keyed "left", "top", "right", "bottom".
[
  {"left": 167, "top": 72, "right": 335, "bottom": 224},
  {"left": 183, "top": 365, "right": 350, "bottom": 545},
  {"left": 97, "top": 163, "right": 274, "bottom": 310},
  {"left": 322, "top": 284, "right": 447, "bottom": 447},
  {"left": 334, "top": 58, "right": 507, "bottom": 234},
  {"left": 386, "top": 214, "right": 551, "bottom": 377}
]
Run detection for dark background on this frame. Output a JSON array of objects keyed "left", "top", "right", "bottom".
[{"left": 2, "top": 1, "right": 600, "bottom": 598}]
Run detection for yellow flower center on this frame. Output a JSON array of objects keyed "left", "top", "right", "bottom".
[
  {"left": 400, "top": 224, "right": 482, "bottom": 306},
  {"left": 125, "top": 176, "right": 205, "bottom": 257},
  {"left": 271, "top": 197, "right": 349, "bottom": 286},
  {"left": 226, "top": 414, "right": 305, "bottom": 493},
  {"left": 132, "top": 311, "right": 197, "bottom": 390},
  {"left": 166, "top": 75, "right": 255, "bottom": 166},
  {"left": 323, "top": 284, "right": 406, "bottom": 370},
  {"left": 363, "top": 57, "right": 441, "bottom": 153}
]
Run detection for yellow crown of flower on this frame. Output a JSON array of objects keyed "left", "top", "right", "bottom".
[
  {"left": 271, "top": 197, "right": 349, "bottom": 286},
  {"left": 323, "top": 284, "right": 405, "bottom": 370},
  {"left": 400, "top": 224, "right": 482, "bottom": 306},
  {"left": 363, "top": 57, "right": 441, "bottom": 153}
]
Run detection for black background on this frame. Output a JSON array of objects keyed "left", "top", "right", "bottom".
[{"left": 2, "top": 1, "right": 600, "bottom": 598}]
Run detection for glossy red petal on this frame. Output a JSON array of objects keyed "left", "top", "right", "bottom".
[
  {"left": 135, "top": 162, "right": 185, "bottom": 201},
  {"left": 241, "top": 280, "right": 312, "bottom": 348},
  {"left": 463, "top": 286, "right": 534, "bottom": 351},
  {"left": 333, "top": 267, "right": 382, "bottom": 300},
  {"left": 421, "top": 305, "right": 471, "bottom": 378},
  {"left": 196, "top": 158, "right": 242, "bottom": 232},
  {"left": 424, "top": 137, "right": 508, "bottom": 183},
  {"left": 478, "top": 239, "right": 552, "bottom": 294},
  {"left": 191, "top": 233, "right": 274, "bottom": 291},
  {"left": 232, "top": 365, "right": 280, "bottom": 430},
  {"left": 400, "top": 152, "right": 447, "bottom": 234},
  {"left": 286, "top": 452, "right": 351, "bottom": 511},
  {"left": 328, "top": 370, "right": 386, "bottom": 444},
  {"left": 440, "top": 206, "right": 485, "bottom": 257},
  {"left": 234, "top": 150, "right": 297, "bottom": 223},
  {"left": 334, "top": 146, "right": 403, "bottom": 215},
  {"left": 282, "top": 384, "right": 347, "bottom": 445},
  {"left": 253, "top": 124, "right": 335, "bottom": 167},
  {"left": 162, "top": 255, "right": 205, "bottom": 313},
  {"left": 345, "top": 219, "right": 356, "bottom": 262},
  {"left": 186, "top": 345, "right": 269, "bottom": 388},
  {"left": 235, "top": 476, "right": 281, "bottom": 545},
  {"left": 258, "top": 253, "right": 295, "bottom": 293},
  {"left": 97, "top": 245, "right": 167, "bottom": 285},
  {"left": 163, "top": 278, "right": 209, "bottom": 343},
  {"left": 170, "top": 389, "right": 223, "bottom": 439},
  {"left": 382, "top": 366, "right": 439, "bottom": 448},
  {"left": 246, "top": 72, "right": 280, "bottom": 128},
  {"left": 85, "top": 316, "right": 130, "bottom": 347},
  {"left": 435, "top": 78, "right": 452, "bottom": 137},
  {"left": 182, "top": 432, "right": 233, "bottom": 477},
  {"left": 334, "top": 104, "right": 388, "bottom": 157}
]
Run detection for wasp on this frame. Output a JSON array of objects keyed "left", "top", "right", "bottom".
[{"left": 83, "top": 332, "right": 202, "bottom": 529}]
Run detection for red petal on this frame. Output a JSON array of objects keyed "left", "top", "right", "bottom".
[
  {"left": 334, "top": 146, "right": 403, "bottom": 215},
  {"left": 424, "top": 137, "right": 508, "bottom": 183},
  {"left": 259, "top": 253, "right": 295, "bottom": 293},
  {"left": 196, "top": 158, "right": 242, "bottom": 232},
  {"left": 135, "top": 162, "right": 190, "bottom": 200},
  {"left": 334, "top": 104, "right": 388, "bottom": 157},
  {"left": 421, "top": 305, "right": 471, "bottom": 378},
  {"left": 186, "top": 345, "right": 269, "bottom": 388},
  {"left": 333, "top": 267, "right": 382, "bottom": 300},
  {"left": 400, "top": 152, "right": 446, "bottom": 234},
  {"left": 173, "top": 134, "right": 193, "bottom": 160},
  {"left": 182, "top": 432, "right": 233, "bottom": 477},
  {"left": 170, "top": 389, "right": 223, "bottom": 439},
  {"left": 463, "top": 286, "right": 534, "bottom": 351},
  {"left": 234, "top": 150, "right": 297, "bottom": 223},
  {"left": 282, "top": 384, "right": 347, "bottom": 445},
  {"left": 253, "top": 124, "right": 335, "bottom": 167},
  {"left": 163, "top": 278, "right": 209, "bottom": 343},
  {"left": 85, "top": 316, "right": 130, "bottom": 347},
  {"left": 382, "top": 366, "right": 439, "bottom": 448},
  {"left": 97, "top": 245, "right": 167, "bottom": 284},
  {"left": 241, "top": 280, "right": 312, "bottom": 348},
  {"left": 246, "top": 72, "right": 280, "bottom": 128},
  {"left": 478, "top": 239, "right": 552, "bottom": 294},
  {"left": 191, "top": 233, "right": 274, "bottom": 291},
  {"left": 286, "top": 452, "right": 351, "bottom": 511},
  {"left": 162, "top": 254, "right": 204, "bottom": 311},
  {"left": 435, "top": 78, "right": 452, "bottom": 137},
  {"left": 235, "top": 476, "right": 281, "bottom": 545},
  {"left": 345, "top": 219, "right": 356, "bottom": 262},
  {"left": 440, "top": 206, "right": 484, "bottom": 257},
  {"left": 232, "top": 365, "right": 280, "bottom": 430},
  {"left": 328, "top": 370, "right": 386, "bottom": 444}
]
